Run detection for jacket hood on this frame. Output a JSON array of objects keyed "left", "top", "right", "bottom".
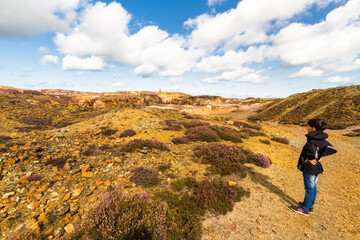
[{"left": 306, "top": 131, "right": 328, "bottom": 140}]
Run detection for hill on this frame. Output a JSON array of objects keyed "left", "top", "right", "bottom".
[{"left": 249, "top": 85, "right": 360, "bottom": 127}]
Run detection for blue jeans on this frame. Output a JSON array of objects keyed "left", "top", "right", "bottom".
[{"left": 302, "top": 173, "right": 318, "bottom": 210}]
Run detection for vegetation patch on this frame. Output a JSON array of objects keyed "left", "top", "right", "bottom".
[
  {"left": 247, "top": 154, "right": 271, "bottom": 168},
  {"left": 26, "top": 173, "right": 42, "bottom": 182},
  {"left": 185, "top": 126, "right": 220, "bottom": 142},
  {"left": 119, "top": 129, "right": 136, "bottom": 138},
  {"left": 120, "top": 139, "right": 170, "bottom": 152},
  {"left": 0, "top": 135, "right": 12, "bottom": 142},
  {"left": 210, "top": 125, "right": 244, "bottom": 143},
  {"left": 194, "top": 143, "right": 248, "bottom": 176},
  {"left": 163, "top": 120, "right": 182, "bottom": 131},
  {"left": 171, "top": 136, "right": 190, "bottom": 145},
  {"left": 67, "top": 190, "right": 168, "bottom": 240},
  {"left": 259, "top": 139, "right": 271, "bottom": 145},
  {"left": 130, "top": 166, "right": 160, "bottom": 187},
  {"left": 45, "top": 157, "right": 67, "bottom": 169},
  {"left": 270, "top": 137, "right": 290, "bottom": 145},
  {"left": 100, "top": 127, "right": 117, "bottom": 136},
  {"left": 171, "top": 177, "right": 198, "bottom": 192},
  {"left": 183, "top": 121, "right": 209, "bottom": 128}
]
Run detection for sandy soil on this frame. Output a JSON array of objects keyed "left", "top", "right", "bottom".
[{"left": 202, "top": 123, "right": 360, "bottom": 240}]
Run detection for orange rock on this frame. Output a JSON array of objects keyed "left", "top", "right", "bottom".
[
  {"left": 58, "top": 186, "right": 66, "bottom": 193},
  {"left": 228, "top": 181, "right": 237, "bottom": 186},
  {"left": 82, "top": 171, "right": 93, "bottom": 178},
  {"left": 81, "top": 164, "right": 91, "bottom": 173},
  {"left": 104, "top": 180, "right": 111, "bottom": 186},
  {"left": 33, "top": 192, "right": 42, "bottom": 200},
  {"left": 95, "top": 181, "right": 103, "bottom": 185},
  {"left": 28, "top": 201, "right": 40, "bottom": 210},
  {"left": 53, "top": 166, "right": 59, "bottom": 173},
  {"left": 38, "top": 213, "right": 48, "bottom": 224},
  {"left": 4, "top": 159, "right": 16, "bottom": 165},
  {"left": 64, "top": 223, "right": 75, "bottom": 234},
  {"left": 63, "top": 193, "right": 71, "bottom": 201},
  {"left": 72, "top": 214, "right": 81, "bottom": 224},
  {"left": 73, "top": 189, "right": 82, "bottom": 198}
]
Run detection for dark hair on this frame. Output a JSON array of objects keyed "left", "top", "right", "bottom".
[{"left": 307, "top": 119, "right": 327, "bottom": 132}]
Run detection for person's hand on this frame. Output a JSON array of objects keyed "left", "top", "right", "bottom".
[{"left": 306, "top": 159, "right": 318, "bottom": 165}]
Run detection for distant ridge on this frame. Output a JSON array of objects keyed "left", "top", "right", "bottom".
[{"left": 249, "top": 85, "right": 360, "bottom": 126}]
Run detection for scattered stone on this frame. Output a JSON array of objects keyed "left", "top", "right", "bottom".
[
  {"left": 55, "top": 203, "right": 70, "bottom": 216},
  {"left": 64, "top": 223, "right": 75, "bottom": 234}
]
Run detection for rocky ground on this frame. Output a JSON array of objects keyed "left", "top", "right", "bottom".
[{"left": 0, "top": 101, "right": 358, "bottom": 239}]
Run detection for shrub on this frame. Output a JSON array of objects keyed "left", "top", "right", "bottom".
[
  {"left": 15, "top": 126, "right": 45, "bottom": 132},
  {"left": 100, "top": 127, "right": 117, "bottom": 136},
  {"left": 259, "top": 139, "right": 271, "bottom": 145},
  {"left": 26, "top": 173, "right": 42, "bottom": 182},
  {"left": 171, "top": 137, "right": 190, "bottom": 145},
  {"left": 183, "top": 121, "right": 209, "bottom": 128},
  {"left": 194, "top": 143, "right": 247, "bottom": 176},
  {"left": 45, "top": 157, "right": 67, "bottom": 168},
  {"left": 130, "top": 166, "right": 160, "bottom": 187},
  {"left": 119, "top": 129, "right": 136, "bottom": 138},
  {"left": 120, "top": 139, "right": 170, "bottom": 152},
  {"left": 210, "top": 125, "right": 243, "bottom": 143},
  {"left": 271, "top": 137, "right": 290, "bottom": 145},
  {"left": 7, "top": 230, "right": 41, "bottom": 240},
  {"left": 82, "top": 145, "right": 96, "bottom": 156},
  {"left": 193, "top": 177, "right": 248, "bottom": 215},
  {"left": 248, "top": 154, "right": 271, "bottom": 168},
  {"left": 99, "top": 144, "right": 113, "bottom": 150},
  {"left": 171, "top": 177, "right": 198, "bottom": 192},
  {"left": 185, "top": 126, "right": 219, "bottom": 142},
  {"left": 183, "top": 115, "right": 194, "bottom": 119},
  {"left": 155, "top": 190, "right": 202, "bottom": 240},
  {"left": 343, "top": 132, "right": 360, "bottom": 137},
  {"left": 19, "top": 117, "right": 52, "bottom": 126},
  {"left": 233, "top": 121, "right": 250, "bottom": 128},
  {"left": 163, "top": 120, "right": 182, "bottom": 131},
  {"left": 0, "top": 135, "right": 12, "bottom": 141},
  {"left": 69, "top": 189, "right": 168, "bottom": 240},
  {"left": 54, "top": 121, "right": 76, "bottom": 128},
  {"left": 157, "top": 163, "right": 171, "bottom": 172}
]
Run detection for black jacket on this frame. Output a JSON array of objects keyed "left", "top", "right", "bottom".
[{"left": 297, "top": 131, "right": 337, "bottom": 175}]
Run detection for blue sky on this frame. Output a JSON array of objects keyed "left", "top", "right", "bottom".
[{"left": 0, "top": 0, "right": 359, "bottom": 98}]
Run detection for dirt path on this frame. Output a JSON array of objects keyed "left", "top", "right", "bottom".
[{"left": 202, "top": 123, "right": 360, "bottom": 240}]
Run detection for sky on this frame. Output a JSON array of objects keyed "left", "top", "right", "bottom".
[{"left": 0, "top": 0, "right": 359, "bottom": 98}]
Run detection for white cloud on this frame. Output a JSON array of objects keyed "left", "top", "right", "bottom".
[
  {"left": 112, "top": 81, "right": 127, "bottom": 87},
  {"left": 289, "top": 67, "right": 325, "bottom": 78},
  {"left": 185, "top": 0, "right": 333, "bottom": 50},
  {"left": 54, "top": 2, "right": 202, "bottom": 77},
  {"left": 323, "top": 76, "right": 350, "bottom": 82},
  {"left": 169, "top": 77, "right": 185, "bottom": 83},
  {"left": 62, "top": 55, "right": 106, "bottom": 71},
  {"left": 163, "top": 85, "right": 181, "bottom": 91},
  {"left": 270, "top": 0, "right": 360, "bottom": 75},
  {"left": 38, "top": 46, "right": 49, "bottom": 54},
  {"left": 0, "top": 0, "right": 82, "bottom": 38},
  {"left": 203, "top": 67, "right": 268, "bottom": 84},
  {"left": 208, "top": 0, "right": 227, "bottom": 7},
  {"left": 19, "top": 67, "right": 32, "bottom": 72},
  {"left": 112, "top": 73, "right": 122, "bottom": 78},
  {"left": 40, "top": 55, "right": 59, "bottom": 65}
]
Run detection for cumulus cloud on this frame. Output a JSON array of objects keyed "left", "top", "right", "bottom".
[
  {"left": 208, "top": 0, "right": 227, "bottom": 7},
  {"left": 0, "top": 0, "right": 82, "bottom": 38},
  {"left": 54, "top": 2, "right": 202, "bottom": 75},
  {"left": 289, "top": 67, "right": 325, "bottom": 78},
  {"left": 185, "top": 0, "right": 334, "bottom": 50},
  {"left": 163, "top": 85, "right": 181, "bottom": 91},
  {"left": 112, "top": 73, "right": 122, "bottom": 78},
  {"left": 203, "top": 67, "right": 268, "bottom": 84},
  {"left": 38, "top": 46, "right": 49, "bottom": 54},
  {"left": 40, "top": 55, "right": 59, "bottom": 66},
  {"left": 62, "top": 55, "right": 106, "bottom": 71},
  {"left": 112, "top": 81, "right": 127, "bottom": 88},
  {"left": 271, "top": 0, "right": 360, "bottom": 76},
  {"left": 323, "top": 76, "right": 351, "bottom": 82}
]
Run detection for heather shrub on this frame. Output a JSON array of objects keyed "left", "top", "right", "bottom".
[
  {"left": 154, "top": 190, "right": 202, "bottom": 239},
  {"left": 259, "top": 139, "right": 271, "bottom": 145},
  {"left": 15, "top": 126, "right": 45, "bottom": 132},
  {"left": 7, "top": 230, "right": 41, "bottom": 240},
  {"left": 183, "top": 115, "right": 194, "bottom": 119},
  {"left": 45, "top": 157, "right": 67, "bottom": 168},
  {"left": 193, "top": 177, "right": 248, "bottom": 215},
  {"left": 19, "top": 117, "right": 52, "bottom": 126},
  {"left": 185, "top": 126, "right": 219, "bottom": 142},
  {"left": 247, "top": 154, "right": 271, "bottom": 168},
  {"left": 100, "top": 127, "right": 117, "bottom": 136},
  {"left": 54, "top": 121, "right": 76, "bottom": 128},
  {"left": 69, "top": 189, "right": 168, "bottom": 240},
  {"left": 210, "top": 125, "right": 243, "bottom": 143},
  {"left": 183, "top": 121, "right": 209, "bottom": 128},
  {"left": 26, "top": 173, "right": 42, "bottom": 182},
  {"left": 171, "top": 136, "right": 190, "bottom": 145},
  {"left": 119, "top": 129, "right": 136, "bottom": 138},
  {"left": 130, "top": 166, "right": 160, "bottom": 187},
  {"left": 233, "top": 121, "right": 250, "bottom": 128},
  {"left": 0, "top": 135, "right": 11, "bottom": 141},
  {"left": 343, "top": 132, "right": 360, "bottom": 137},
  {"left": 99, "top": 144, "right": 113, "bottom": 150},
  {"left": 194, "top": 143, "right": 247, "bottom": 176},
  {"left": 271, "top": 137, "right": 290, "bottom": 145},
  {"left": 120, "top": 139, "right": 170, "bottom": 152},
  {"left": 171, "top": 177, "right": 198, "bottom": 192}
]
